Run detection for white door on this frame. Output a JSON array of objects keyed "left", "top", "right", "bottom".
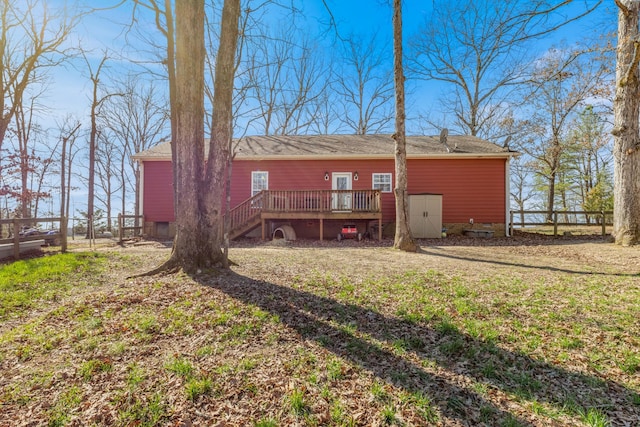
[{"left": 332, "top": 172, "right": 352, "bottom": 211}]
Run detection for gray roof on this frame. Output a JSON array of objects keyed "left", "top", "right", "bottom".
[{"left": 133, "top": 134, "right": 516, "bottom": 160}]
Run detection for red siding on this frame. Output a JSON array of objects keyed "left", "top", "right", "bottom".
[
  {"left": 142, "top": 157, "right": 507, "bottom": 225},
  {"left": 230, "top": 159, "right": 395, "bottom": 217},
  {"left": 143, "top": 161, "right": 175, "bottom": 222},
  {"left": 407, "top": 158, "right": 506, "bottom": 223},
  {"left": 231, "top": 158, "right": 506, "bottom": 224}
]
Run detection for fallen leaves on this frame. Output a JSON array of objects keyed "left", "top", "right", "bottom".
[{"left": 0, "top": 235, "right": 639, "bottom": 426}]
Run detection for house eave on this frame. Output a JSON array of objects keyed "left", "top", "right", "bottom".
[
  {"left": 133, "top": 152, "right": 517, "bottom": 162},
  {"left": 234, "top": 152, "right": 518, "bottom": 161}
]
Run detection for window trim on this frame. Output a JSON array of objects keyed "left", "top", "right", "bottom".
[
  {"left": 372, "top": 173, "right": 392, "bottom": 193},
  {"left": 251, "top": 171, "right": 268, "bottom": 197}
]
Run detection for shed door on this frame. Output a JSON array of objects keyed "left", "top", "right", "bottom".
[
  {"left": 332, "top": 172, "right": 352, "bottom": 211},
  {"left": 409, "top": 195, "right": 442, "bottom": 238}
]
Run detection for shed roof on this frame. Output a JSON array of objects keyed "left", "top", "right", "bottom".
[{"left": 133, "top": 134, "right": 516, "bottom": 161}]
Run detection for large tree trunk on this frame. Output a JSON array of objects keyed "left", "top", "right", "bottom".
[
  {"left": 152, "top": 0, "right": 239, "bottom": 274},
  {"left": 204, "top": 0, "right": 241, "bottom": 269},
  {"left": 392, "top": 0, "right": 418, "bottom": 252},
  {"left": 167, "top": 0, "right": 209, "bottom": 270},
  {"left": 613, "top": 0, "right": 640, "bottom": 246}
]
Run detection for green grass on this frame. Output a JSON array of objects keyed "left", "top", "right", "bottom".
[
  {"left": 47, "top": 385, "right": 83, "bottom": 426},
  {"left": 79, "top": 358, "right": 113, "bottom": 381},
  {"left": 164, "top": 356, "right": 195, "bottom": 378},
  {"left": 1, "top": 247, "right": 639, "bottom": 426},
  {"left": 287, "top": 388, "right": 309, "bottom": 416},
  {"left": 116, "top": 392, "right": 168, "bottom": 427},
  {"left": 0, "top": 253, "right": 105, "bottom": 319},
  {"left": 185, "top": 376, "right": 213, "bottom": 401},
  {"left": 126, "top": 362, "right": 146, "bottom": 389},
  {"left": 254, "top": 418, "right": 278, "bottom": 427}
]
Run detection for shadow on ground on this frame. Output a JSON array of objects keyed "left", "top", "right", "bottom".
[{"left": 197, "top": 269, "right": 640, "bottom": 426}]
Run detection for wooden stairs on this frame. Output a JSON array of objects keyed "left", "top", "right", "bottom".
[
  {"left": 224, "top": 189, "right": 383, "bottom": 240},
  {"left": 225, "top": 192, "right": 264, "bottom": 240}
]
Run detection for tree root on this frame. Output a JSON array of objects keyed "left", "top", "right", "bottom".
[
  {"left": 127, "top": 257, "right": 182, "bottom": 279},
  {"left": 127, "top": 253, "right": 238, "bottom": 279}
]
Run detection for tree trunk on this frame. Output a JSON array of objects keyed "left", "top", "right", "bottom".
[
  {"left": 164, "top": 0, "right": 179, "bottom": 215},
  {"left": 392, "top": 0, "right": 418, "bottom": 252},
  {"left": 545, "top": 172, "right": 556, "bottom": 223},
  {"left": 136, "top": 0, "right": 240, "bottom": 276},
  {"left": 613, "top": 0, "right": 640, "bottom": 246},
  {"left": 86, "top": 67, "right": 101, "bottom": 240},
  {"left": 204, "top": 0, "right": 241, "bottom": 269},
  {"left": 166, "top": 0, "right": 209, "bottom": 271}
]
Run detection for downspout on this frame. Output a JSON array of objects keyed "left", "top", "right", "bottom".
[
  {"left": 138, "top": 161, "right": 145, "bottom": 231},
  {"left": 505, "top": 157, "right": 511, "bottom": 237}
]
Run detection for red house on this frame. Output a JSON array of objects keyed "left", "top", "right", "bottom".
[{"left": 133, "top": 134, "right": 516, "bottom": 240}]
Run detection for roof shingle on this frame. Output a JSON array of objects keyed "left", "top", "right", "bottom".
[{"left": 133, "top": 134, "right": 516, "bottom": 160}]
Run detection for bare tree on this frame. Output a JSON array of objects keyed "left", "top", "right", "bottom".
[
  {"left": 246, "top": 25, "right": 329, "bottom": 135},
  {"left": 0, "top": 0, "right": 75, "bottom": 220},
  {"left": 510, "top": 157, "right": 537, "bottom": 225},
  {"left": 409, "top": 0, "right": 602, "bottom": 140},
  {"left": 95, "top": 131, "right": 123, "bottom": 232},
  {"left": 13, "top": 96, "right": 39, "bottom": 218},
  {"left": 392, "top": 0, "right": 418, "bottom": 252},
  {"left": 335, "top": 34, "right": 394, "bottom": 134},
  {"left": 204, "top": 0, "right": 241, "bottom": 268},
  {"left": 58, "top": 117, "right": 82, "bottom": 252},
  {"left": 82, "top": 53, "right": 112, "bottom": 239},
  {"left": 612, "top": 0, "right": 640, "bottom": 245},
  {"left": 518, "top": 46, "right": 609, "bottom": 221},
  {"left": 565, "top": 106, "right": 613, "bottom": 219},
  {"left": 0, "top": 0, "right": 75, "bottom": 147},
  {"left": 101, "top": 76, "right": 168, "bottom": 224}
]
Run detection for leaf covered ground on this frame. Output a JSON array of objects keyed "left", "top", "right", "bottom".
[{"left": 0, "top": 234, "right": 639, "bottom": 426}]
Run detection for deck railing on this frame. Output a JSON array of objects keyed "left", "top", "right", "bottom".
[
  {"left": 226, "top": 189, "right": 382, "bottom": 237},
  {"left": 264, "top": 189, "right": 381, "bottom": 213},
  {"left": 226, "top": 191, "right": 266, "bottom": 236}
]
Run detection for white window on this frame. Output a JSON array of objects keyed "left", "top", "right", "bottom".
[
  {"left": 251, "top": 171, "right": 268, "bottom": 196},
  {"left": 372, "top": 173, "right": 392, "bottom": 193}
]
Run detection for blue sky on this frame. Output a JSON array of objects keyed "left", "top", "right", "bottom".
[
  {"left": 10, "top": 0, "right": 616, "bottom": 216},
  {"left": 44, "top": 0, "right": 615, "bottom": 132}
]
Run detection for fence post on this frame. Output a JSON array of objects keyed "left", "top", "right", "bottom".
[
  {"left": 509, "top": 210, "right": 514, "bottom": 237},
  {"left": 61, "top": 216, "right": 68, "bottom": 253},
  {"left": 12, "top": 218, "right": 20, "bottom": 259},
  {"left": 118, "top": 213, "right": 123, "bottom": 244},
  {"left": 553, "top": 211, "right": 558, "bottom": 237}
]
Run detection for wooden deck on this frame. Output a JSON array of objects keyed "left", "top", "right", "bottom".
[{"left": 226, "top": 189, "right": 383, "bottom": 240}]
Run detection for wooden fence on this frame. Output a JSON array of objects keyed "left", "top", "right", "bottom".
[
  {"left": 117, "top": 214, "right": 144, "bottom": 243},
  {"left": 510, "top": 210, "right": 613, "bottom": 237},
  {"left": 0, "top": 217, "right": 66, "bottom": 260}
]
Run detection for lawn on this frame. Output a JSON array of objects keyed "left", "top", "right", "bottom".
[{"left": 0, "top": 237, "right": 638, "bottom": 426}]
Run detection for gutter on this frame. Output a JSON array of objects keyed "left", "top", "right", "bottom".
[{"left": 133, "top": 152, "right": 519, "bottom": 162}]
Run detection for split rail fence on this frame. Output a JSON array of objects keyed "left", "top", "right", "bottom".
[
  {"left": 509, "top": 210, "right": 613, "bottom": 237},
  {"left": 0, "top": 217, "right": 65, "bottom": 260}
]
